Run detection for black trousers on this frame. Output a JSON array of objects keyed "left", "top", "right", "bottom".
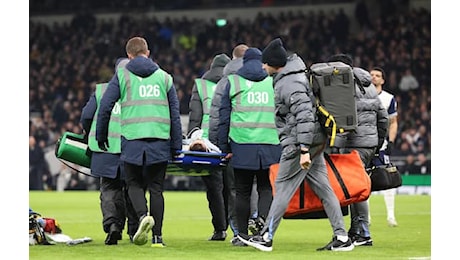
[
  {"left": 201, "top": 168, "right": 227, "bottom": 232},
  {"left": 224, "top": 166, "right": 238, "bottom": 236},
  {"left": 233, "top": 168, "right": 273, "bottom": 235},
  {"left": 124, "top": 162, "right": 167, "bottom": 237},
  {"left": 100, "top": 170, "right": 137, "bottom": 236}
]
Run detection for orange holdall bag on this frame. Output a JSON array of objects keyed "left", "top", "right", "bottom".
[{"left": 269, "top": 150, "right": 371, "bottom": 219}]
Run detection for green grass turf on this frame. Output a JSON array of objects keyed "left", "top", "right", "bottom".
[{"left": 29, "top": 191, "right": 431, "bottom": 260}]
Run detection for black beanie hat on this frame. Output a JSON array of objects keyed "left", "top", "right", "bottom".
[{"left": 262, "top": 38, "right": 287, "bottom": 67}]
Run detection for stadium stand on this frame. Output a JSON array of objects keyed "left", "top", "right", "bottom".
[{"left": 29, "top": 0, "right": 431, "bottom": 191}]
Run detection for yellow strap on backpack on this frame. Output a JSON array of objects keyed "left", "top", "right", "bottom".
[{"left": 317, "top": 104, "right": 337, "bottom": 146}]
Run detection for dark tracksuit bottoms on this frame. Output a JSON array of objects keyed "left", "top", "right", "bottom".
[
  {"left": 124, "top": 162, "right": 167, "bottom": 237},
  {"left": 201, "top": 168, "right": 227, "bottom": 233},
  {"left": 341, "top": 147, "right": 374, "bottom": 237},
  {"left": 234, "top": 168, "right": 273, "bottom": 236},
  {"left": 100, "top": 169, "right": 136, "bottom": 235},
  {"left": 224, "top": 165, "right": 239, "bottom": 236}
]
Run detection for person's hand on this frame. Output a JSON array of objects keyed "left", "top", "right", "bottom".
[
  {"left": 171, "top": 149, "right": 180, "bottom": 158},
  {"left": 300, "top": 152, "right": 311, "bottom": 170},
  {"left": 224, "top": 153, "right": 233, "bottom": 160},
  {"left": 385, "top": 141, "right": 394, "bottom": 155},
  {"left": 98, "top": 140, "right": 109, "bottom": 151}
]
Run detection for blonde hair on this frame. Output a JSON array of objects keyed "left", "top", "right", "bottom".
[
  {"left": 232, "top": 44, "right": 249, "bottom": 59},
  {"left": 125, "top": 37, "right": 149, "bottom": 57}
]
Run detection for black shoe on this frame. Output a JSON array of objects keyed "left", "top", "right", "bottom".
[
  {"left": 208, "top": 231, "right": 227, "bottom": 241},
  {"left": 105, "top": 224, "right": 122, "bottom": 245},
  {"left": 129, "top": 234, "right": 134, "bottom": 243},
  {"left": 347, "top": 229, "right": 359, "bottom": 239},
  {"left": 352, "top": 235, "right": 373, "bottom": 246},
  {"left": 151, "top": 235, "right": 166, "bottom": 248},
  {"left": 238, "top": 233, "right": 272, "bottom": 252},
  {"left": 248, "top": 219, "right": 258, "bottom": 235},
  {"left": 248, "top": 217, "right": 266, "bottom": 235},
  {"left": 316, "top": 236, "right": 354, "bottom": 251},
  {"left": 255, "top": 217, "right": 266, "bottom": 235}
]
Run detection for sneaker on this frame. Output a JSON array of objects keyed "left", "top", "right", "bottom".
[
  {"left": 230, "top": 236, "right": 247, "bottom": 247},
  {"left": 248, "top": 217, "right": 265, "bottom": 235},
  {"left": 388, "top": 218, "right": 398, "bottom": 227},
  {"left": 316, "top": 236, "right": 355, "bottom": 251},
  {"left": 248, "top": 219, "right": 257, "bottom": 235},
  {"left": 133, "top": 215, "right": 154, "bottom": 246},
  {"left": 352, "top": 235, "right": 373, "bottom": 246},
  {"left": 151, "top": 235, "right": 166, "bottom": 248},
  {"left": 238, "top": 233, "right": 272, "bottom": 252},
  {"left": 208, "top": 231, "right": 227, "bottom": 241},
  {"left": 105, "top": 224, "right": 122, "bottom": 245}
]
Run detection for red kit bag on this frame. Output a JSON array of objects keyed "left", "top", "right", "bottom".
[{"left": 269, "top": 150, "right": 371, "bottom": 219}]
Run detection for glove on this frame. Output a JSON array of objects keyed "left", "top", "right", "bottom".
[
  {"left": 98, "top": 140, "right": 109, "bottom": 151},
  {"left": 385, "top": 141, "right": 394, "bottom": 155},
  {"left": 171, "top": 149, "right": 180, "bottom": 158}
]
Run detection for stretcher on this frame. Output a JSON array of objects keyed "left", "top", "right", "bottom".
[
  {"left": 55, "top": 131, "right": 229, "bottom": 176},
  {"left": 167, "top": 150, "right": 228, "bottom": 176}
]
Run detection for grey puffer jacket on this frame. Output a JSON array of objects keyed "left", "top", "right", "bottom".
[
  {"left": 273, "top": 54, "right": 326, "bottom": 153},
  {"left": 335, "top": 67, "right": 389, "bottom": 149}
]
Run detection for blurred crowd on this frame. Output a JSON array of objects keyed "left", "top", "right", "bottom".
[
  {"left": 29, "top": 1, "right": 431, "bottom": 190},
  {"left": 30, "top": 0, "right": 354, "bottom": 15}
]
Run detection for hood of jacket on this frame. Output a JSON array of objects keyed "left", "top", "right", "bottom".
[
  {"left": 223, "top": 58, "right": 243, "bottom": 76},
  {"left": 273, "top": 53, "right": 306, "bottom": 84},
  {"left": 353, "top": 67, "right": 372, "bottom": 87},
  {"left": 211, "top": 53, "right": 231, "bottom": 69},
  {"left": 125, "top": 56, "right": 159, "bottom": 77},
  {"left": 237, "top": 48, "right": 268, "bottom": 81}
]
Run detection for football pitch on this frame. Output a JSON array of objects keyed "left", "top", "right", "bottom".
[{"left": 29, "top": 191, "right": 431, "bottom": 260}]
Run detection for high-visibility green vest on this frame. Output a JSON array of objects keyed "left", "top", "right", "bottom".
[
  {"left": 227, "top": 74, "right": 279, "bottom": 144},
  {"left": 88, "top": 83, "right": 122, "bottom": 153},
  {"left": 118, "top": 68, "right": 172, "bottom": 140},
  {"left": 195, "top": 78, "right": 217, "bottom": 139}
]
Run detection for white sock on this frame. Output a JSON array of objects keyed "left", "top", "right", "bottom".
[
  {"left": 337, "top": 235, "right": 348, "bottom": 242},
  {"left": 262, "top": 232, "right": 271, "bottom": 242},
  {"left": 367, "top": 199, "right": 372, "bottom": 223},
  {"left": 383, "top": 188, "right": 396, "bottom": 220}
]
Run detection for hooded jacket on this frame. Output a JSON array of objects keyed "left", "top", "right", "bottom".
[
  {"left": 187, "top": 54, "right": 230, "bottom": 134},
  {"left": 208, "top": 57, "right": 244, "bottom": 144},
  {"left": 81, "top": 90, "right": 123, "bottom": 178},
  {"left": 216, "top": 48, "right": 281, "bottom": 170},
  {"left": 96, "top": 56, "right": 182, "bottom": 165},
  {"left": 80, "top": 58, "right": 127, "bottom": 178}
]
